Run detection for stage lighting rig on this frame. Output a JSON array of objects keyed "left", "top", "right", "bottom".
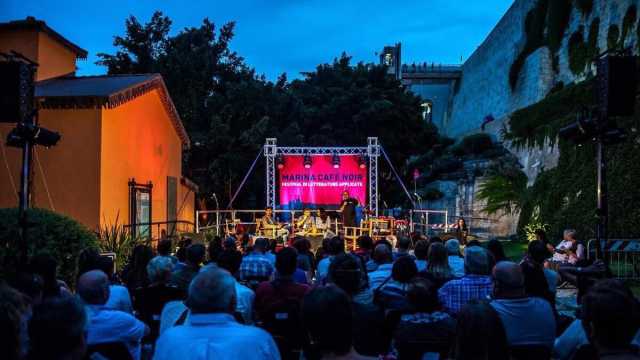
[
  {"left": 303, "top": 154, "right": 312, "bottom": 169},
  {"left": 358, "top": 154, "right": 367, "bottom": 169},
  {"left": 6, "top": 122, "right": 60, "bottom": 148},
  {"left": 332, "top": 154, "right": 340, "bottom": 169},
  {"left": 276, "top": 155, "right": 285, "bottom": 169}
]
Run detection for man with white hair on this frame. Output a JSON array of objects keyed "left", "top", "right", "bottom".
[
  {"left": 438, "top": 246, "right": 492, "bottom": 315},
  {"left": 154, "top": 267, "right": 280, "bottom": 360},
  {"left": 77, "top": 270, "right": 148, "bottom": 360}
]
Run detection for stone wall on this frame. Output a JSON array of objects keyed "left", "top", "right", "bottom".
[{"left": 437, "top": 0, "right": 640, "bottom": 237}]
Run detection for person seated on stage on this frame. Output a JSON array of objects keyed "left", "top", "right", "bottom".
[
  {"left": 489, "top": 261, "right": 556, "bottom": 350},
  {"left": 154, "top": 268, "right": 280, "bottom": 360},
  {"left": 393, "top": 236, "right": 415, "bottom": 261},
  {"left": 295, "top": 208, "right": 314, "bottom": 233},
  {"left": 445, "top": 239, "right": 465, "bottom": 278},
  {"left": 438, "top": 246, "right": 492, "bottom": 315},
  {"left": 259, "top": 207, "right": 289, "bottom": 241},
  {"left": 314, "top": 208, "right": 331, "bottom": 232},
  {"left": 550, "top": 229, "right": 585, "bottom": 265},
  {"left": 239, "top": 238, "right": 275, "bottom": 283},
  {"left": 316, "top": 236, "right": 345, "bottom": 281}
]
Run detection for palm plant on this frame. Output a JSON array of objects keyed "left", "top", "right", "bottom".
[{"left": 477, "top": 169, "right": 528, "bottom": 216}]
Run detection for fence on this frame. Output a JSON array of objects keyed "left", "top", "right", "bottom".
[
  {"left": 122, "top": 220, "right": 195, "bottom": 241},
  {"left": 587, "top": 239, "right": 640, "bottom": 280},
  {"left": 409, "top": 209, "right": 450, "bottom": 234}
]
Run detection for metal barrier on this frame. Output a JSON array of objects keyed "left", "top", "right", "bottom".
[
  {"left": 408, "top": 209, "right": 450, "bottom": 234},
  {"left": 587, "top": 239, "right": 640, "bottom": 280}
]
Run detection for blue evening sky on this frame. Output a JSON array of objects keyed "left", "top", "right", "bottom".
[{"left": 1, "top": 0, "right": 513, "bottom": 80}]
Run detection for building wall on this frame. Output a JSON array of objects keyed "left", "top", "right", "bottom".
[
  {"left": 36, "top": 31, "right": 78, "bottom": 80},
  {"left": 100, "top": 89, "right": 186, "bottom": 229},
  {"left": 406, "top": 81, "right": 455, "bottom": 130},
  {"left": 0, "top": 109, "right": 102, "bottom": 230},
  {"left": 0, "top": 28, "right": 38, "bottom": 66}
]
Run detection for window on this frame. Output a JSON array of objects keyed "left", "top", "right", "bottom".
[
  {"left": 129, "top": 179, "right": 153, "bottom": 238},
  {"left": 421, "top": 101, "right": 433, "bottom": 122}
]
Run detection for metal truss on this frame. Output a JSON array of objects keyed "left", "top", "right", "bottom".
[{"left": 264, "top": 137, "right": 380, "bottom": 214}]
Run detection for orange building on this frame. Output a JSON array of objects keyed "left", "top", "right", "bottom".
[{"left": 0, "top": 18, "right": 196, "bottom": 237}]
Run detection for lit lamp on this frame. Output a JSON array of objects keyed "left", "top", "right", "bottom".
[
  {"left": 276, "top": 155, "right": 285, "bottom": 169},
  {"left": 303, "top": 154, "right": 312, "bottom": 169},
  {"left": 358, "top": 155, "right": 367, "bottom": 169},
  {"left": 332, "top": 154, "right": 340, "bottom": 169}
]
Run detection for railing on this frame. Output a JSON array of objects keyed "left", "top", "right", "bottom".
[
  {"left": 587, "top": 239, "right": 640, "bottom": 280},
  {"left": 197, "top": 209, "right": 333, "bottom": 236},
  {"left": 122, "top": 220, "right": 195, "bottom": 242},
  {"left": 408, "top": 209, "right": 450, "bottom": 234}
]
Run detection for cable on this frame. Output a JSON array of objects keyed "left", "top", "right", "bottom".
[
  {"left": 380, "top": 146, "right": 416, "bottom": 208},
  {"left": 227, "top": 148, "right": 263, "bottom": 209},
  {"left": 33, "top": 147, "right": 55, "bottom": 211},
  {"left": 0, "top": 129, "right": 19, "bottom": 202}
]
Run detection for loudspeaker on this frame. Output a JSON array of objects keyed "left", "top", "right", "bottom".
[
  {"left": 596, "top": 56, "right": 637, "bottom": 118},
  {"left": 0, "top": 61, "right": 35, "bottom": 123}
]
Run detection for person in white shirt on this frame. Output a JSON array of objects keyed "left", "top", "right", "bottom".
[
  {"left": 551, "top": 229, "right": 585, "bottom": 265},
  {"left": 216, "top": 248, "right": 255, "bottom": 324},
  {"left": 154, "top": 267, "right": 280, "bottom": 360},
  {"left": 77, "top": 270, "right": 149, "bottom": 360}
]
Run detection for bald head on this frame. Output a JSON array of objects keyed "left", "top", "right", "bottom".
[
  {"left": 493, "top": 261, "right": 525, "bottom": 298},
  {"left": 186, "top": 267, "right": 236, "bottom": 314},
  {"left": 373, "top": 244, "right": 392, "bottom": 264},
  {"left": 77, "top": 270, "right": 110, "bottom": 305}
]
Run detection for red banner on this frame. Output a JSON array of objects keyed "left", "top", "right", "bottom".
[{"left": 279, "top": 155, "right": 367, "bottom": 208}]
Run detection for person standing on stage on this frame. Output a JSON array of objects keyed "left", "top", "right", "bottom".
[{"left": 339, "top": 191, "right": 358, "bottom": 227}]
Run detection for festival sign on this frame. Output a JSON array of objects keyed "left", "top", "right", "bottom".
[{"left": 279, "top": 155, "right": 367, "bottom": 208}]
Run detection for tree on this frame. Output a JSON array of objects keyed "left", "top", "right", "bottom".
[{"left": 98, "top": 14, "right": 444, "bottom": 208}]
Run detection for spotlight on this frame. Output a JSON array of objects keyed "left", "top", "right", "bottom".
[
  {"left": 358, "top": 155, "right": 367, "bottom": 169},
  {"left": 6, "top": 122, "right": 60, "bottom": 148},
  {"left": 332, "top": 154, "right": 340, "bottom": 169},
  {"left": 303, "top": 154, "right": 312, "bottom": 169},
  {"left": 276, "top": 155, "right": 284, "bottom": 169}
]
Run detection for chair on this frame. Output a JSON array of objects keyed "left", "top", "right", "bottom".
[
  {"left": 509, "top": 344, "right": 551, "bottom": 360},
  {"left": 259, "top": 296, "right": 307, "bottom": 360},
  {"left": 85, "top": 342, "right": 133, "bottom": 360}
]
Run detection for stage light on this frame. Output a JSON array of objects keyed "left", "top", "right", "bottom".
[
  {"left": 332, "top": 154, "right": 340, "bottom": 169},
  {"left": 304, "top": 154, "right": 312, "bottom": 169},
  {"left": 6, "top": 122, "right": 60, "bottom": 148},
  {"left": 276, "top": 155, "right": 284, "bottom": 169},
  {"left": 358, "top": 155, "right": 367, "bottom": 169}
]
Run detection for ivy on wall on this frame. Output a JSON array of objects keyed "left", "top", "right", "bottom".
[
  {"left": 575, "top": 0, "right": 593, "bottom": 17},
  {"left": 509, "top": 0, "right": 550, "bottom": 89},
  {"left": 567, "top": 18, "right": 600, "bottom": 75},
  {"left": 608, "top": 24, "right": 621, "bottom": 50},
  {"left": 622, "top": 5, "right": 638, "bottom": 43},
  {"left": 507, "top": 81, "right": 640, "bottom": 240},
  {"left": 548, "top": 0, "right": 574, "bottom": 53}
]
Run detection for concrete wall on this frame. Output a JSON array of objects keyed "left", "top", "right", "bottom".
[{"left": 407, "top": 81, "right": 455, "bottom": 130}]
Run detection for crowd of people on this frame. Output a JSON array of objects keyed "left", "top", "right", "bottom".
[{"left": 2, "top": 229, "right": 640, "bottom": 360}]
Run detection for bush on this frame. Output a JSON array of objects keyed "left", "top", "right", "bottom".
[
  {"left": 459, "top": 133, "right": 494, "bottom": 155},
  {"left": 608, "top": 24, "right": 621, "bottom": 50},
  {"left": 0, "top": 208, "right": 99, "bottom": 287}
]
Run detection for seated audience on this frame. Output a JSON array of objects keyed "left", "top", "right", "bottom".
[
  {"left": 419, "top": 242, "right": 455, "bottom": 290},
  {"left": 133, "top": 256, "right": 184, "bottom": 339},
  {"left": 438, "top": 246, "right": 492, "bottom": 315},
  {"left": 445, "top": 239, "right": 465, "bottom": 277},
  {"left": 329, "top": 253, "right": 387, "bottom": 356},
  {"left": 354, "top": 235, "right": 374, "bottom": 266},
  {"left": 490, "top": 261, "right": 556, "bottom": 349},
  {"left": 487, "top": 239, "right": 507, "bottom": 265},
  {"left": 376, "top": 256, "right": 417, "bottom": 311},
  {"left": 368, "top": 244, "right": 394, "bottom": 289},
  {"left": 240, "top": 238, "right": 275, "bottom": 282},
  {"left": 393, "top": 278, "right": 456, "bottom": 359},
  {"left": 520, "top": 240, "right": 556, "bottom": 303},
  {"left": 0, "top": 284, "right": 29, "bottom": 360},
  {"left": 302, "top": 285, "right": 376, "bottom": 360},
  {"left": 77, "top": 270, "right": 148, "bottom": 360},
  {"left": 30, "top": 254, "right": 71, "bottom": 300},
  {"left": 98, "top": 256, "right": 133, "bottom": 313},
  {"left": 414, "top": 239, "right": 429, "bottom": 272},
  {"left": 170, "top": 244, "right": 205, "bottom": 291},
  {"left": 393, "top": 236, "right": 415, "bottom": 261},
  {"left": 551, "top": 229, "right": 585, "bottom": 265},
  {"left": 255, "top": 247, "right": 310, "bottom": 321},
  {"left": 157, "top": 239, "right": 178, "bottom": 264},
  {"left": 206, "top": 237, "right": 224, "bottom": 266},
  {"left": 121, "top": 245, "right": 153, "bottom": 293},
  {"left": 292, "top": 236, "right": 315, "bottom": 274},
  {"left": 452, "top": 300, "right": 510, "bottom": 360},
  {"left": 554, "top": 279, "right": 640, "bottom": 360},
  {"left": 154, "top": 267, "right": 280, "bottom": 360},
  {"left": 217, "top": 248, "right": 255, "bottom": 324},
  {"left": 316, "top": 236, "right": 345, "bottom": 280},
  {"left": 28, "top": 296, "right": 87, "bottom": 360}
]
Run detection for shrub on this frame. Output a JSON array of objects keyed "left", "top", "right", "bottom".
[
  {"left": 422, "top": 188, "right": 444, "bottom": 201},
  {"left": 459, "top": 133, "right": 494, "bottom": 155},
  {"left": 0, "top": 208, "right": 99, "bottom": 287}
]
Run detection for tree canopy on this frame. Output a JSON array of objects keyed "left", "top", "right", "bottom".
[{"left": 98, "top": 12, "right": 444, "bottom": 208}]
